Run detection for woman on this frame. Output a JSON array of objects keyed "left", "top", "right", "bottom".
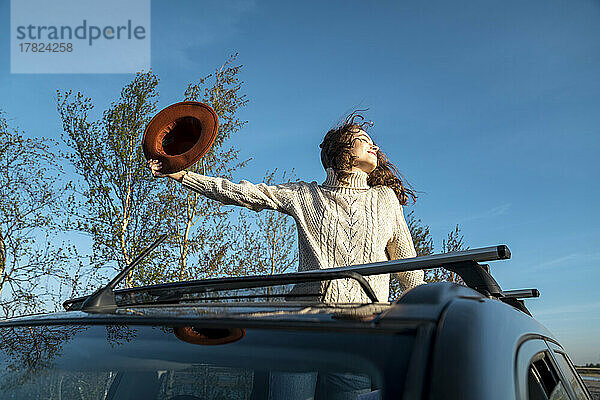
[{"left": 149, "top": 112, "right": 425, "bottom": 303}]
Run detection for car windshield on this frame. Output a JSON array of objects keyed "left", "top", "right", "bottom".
[{"left": 0, "top": 324, "right": 416, "bottom": 399}]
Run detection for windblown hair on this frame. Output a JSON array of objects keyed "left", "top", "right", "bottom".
[{"left": 319, "top": 111, "right": 417, "bottom": 205}]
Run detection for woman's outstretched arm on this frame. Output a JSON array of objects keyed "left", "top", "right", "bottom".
[{"left": 148, "top": 159, "right": 300, "bottom": 215}]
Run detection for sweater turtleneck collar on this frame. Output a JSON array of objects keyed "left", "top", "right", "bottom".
[{"left": 322, "top": 168, "right": 369, "bottom": 190}]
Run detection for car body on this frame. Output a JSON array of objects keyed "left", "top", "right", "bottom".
[{"left": 0, "top": 245, "right": 592, "bottom": 399}]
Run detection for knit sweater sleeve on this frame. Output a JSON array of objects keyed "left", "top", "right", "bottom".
[
  {"left": 386, "top": 192, "right": 426, "bottom": 291},
  {"left": 181, "top": 171, "right": 300, "bottom": 215}
]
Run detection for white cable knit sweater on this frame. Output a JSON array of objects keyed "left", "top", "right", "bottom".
[{"left": 181, "top": 168, "right": 425, "bottom": 303}]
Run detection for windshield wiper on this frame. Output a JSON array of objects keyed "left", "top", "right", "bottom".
[{"left": 79, "top": 234, "right": 168, "bottom": 313}]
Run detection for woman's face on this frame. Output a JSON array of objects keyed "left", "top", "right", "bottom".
[{"left": 349, "top": 129, "right": 379, "bottom": 174}]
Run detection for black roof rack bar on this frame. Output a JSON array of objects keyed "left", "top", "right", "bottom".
[
  {"left": 65, "top": 270, "right": 380, "bottom": 310},
  {"left": 64, "top": 245, "right": 510, "bottom": 310},
  {"left": 310, "top": 245, "right": 509, "bottom": 278},
  {"left": 148, "top": 270, "right": 380, "bottom": 302},
  {"left": 502, "top": 289, "right": 540, "bottom": 299}
]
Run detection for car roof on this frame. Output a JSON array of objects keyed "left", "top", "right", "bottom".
[{"left": 0, "top": 281, "right": 547, "bottom": 338}]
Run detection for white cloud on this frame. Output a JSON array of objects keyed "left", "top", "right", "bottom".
[
  {"left": 530, "top": 252, "right": 600, "bottom": 271},
  {"left": 153, "top": 0, "right": 257, "bottom": 70},
  {"left": 457, "top": 202, "right": 511, "bottom": 223}
]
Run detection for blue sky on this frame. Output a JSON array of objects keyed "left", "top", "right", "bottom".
[{"left": 1, "top": 0, "right": 599, "bottom": 364}]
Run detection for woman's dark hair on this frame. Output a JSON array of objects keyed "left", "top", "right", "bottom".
[{"left": 319, "top": 111, "right": 417, "bottom": 205}]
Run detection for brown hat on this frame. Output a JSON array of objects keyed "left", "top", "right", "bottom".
[{"left": 142, "top": 101, "right": 219, "bottom": 174}]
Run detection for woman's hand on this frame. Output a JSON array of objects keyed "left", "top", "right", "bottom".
[{"left": 147, "top": 159, "right": 186, "bottom": 182}]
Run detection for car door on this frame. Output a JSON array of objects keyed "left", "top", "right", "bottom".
[
  {"left": 516, "top": 337, "right": 571, "bottom": 400},
  {"left": 546, "top": 341, "right": 592, "bottom": 400}
]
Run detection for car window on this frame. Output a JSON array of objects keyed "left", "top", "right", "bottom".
[
  {"left": 0, "top": 324, "right": 417, "bottom": 399},
  {"left": 528, "top": 352, "right": 569, "bottom": 400},
  {"left": 553, "top": 351, "right": 589, "bottom": 400}
]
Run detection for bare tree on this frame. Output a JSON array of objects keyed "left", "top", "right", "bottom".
[
  {"left": 0, "top": 112, "right": 69, "bottom": 317},
  {"left": 57, "top": 71, "right": 166, "bottom": 288},
  {"left": 389, "top": 210, "right": 435, "bottom": 300},
  {"left": 426, "top": 225, "right": 468, "bottom": 284},
  {"left": 406, "top": 210, "right": 435, "bottom": 258},
  {"left": 56, "top": 55, "right": 253, "bottom": 289},
  {"left": 157, "top": 53, "right": 250, "bottom": 282},
  {"left": 389, "top": 212, "right": 469, "bottom": 300}
]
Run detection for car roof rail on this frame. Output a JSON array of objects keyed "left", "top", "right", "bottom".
[
  {"left": 503, "top": 289, "right": 540, "bottom": 299},
  {"left": 65, "top": 243, "right": 537, "bottom": 315}
]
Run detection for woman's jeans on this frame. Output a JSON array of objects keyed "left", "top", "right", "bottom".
[{"left": 268, "top": 371, "right": 377, "bottom": 400}]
